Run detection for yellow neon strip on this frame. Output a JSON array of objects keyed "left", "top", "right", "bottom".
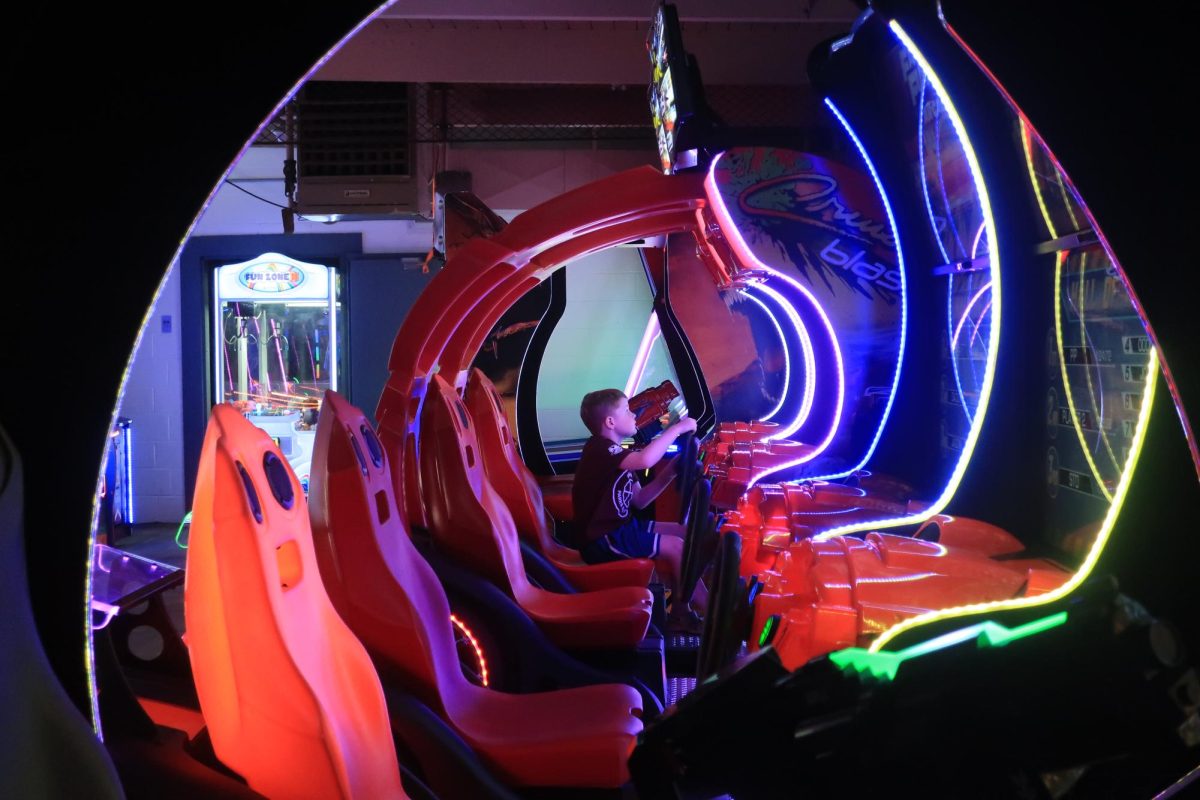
[
  {"left": 869, "top": 347, "right": 1158, "bottom": 653},
  {"left": 1055, "top": 250, "right": 1113, "bottom": 502},
  {"left": 1021, "top": 120, "right": 1059, "bottom": 240},
  {"left": 811, "top": 21, "right": 1001, "bottom": 543},
  {"left": 1076, "top": 252, "right": 1122, "bottom": 474}
]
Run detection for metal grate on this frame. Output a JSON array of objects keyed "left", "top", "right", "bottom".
[
  {"left": 257, "top": 82, "right": 827, "bottom": 149},
  {"left": 295, "top": 81, "right": 412, "bottom": 178},
  {"left": 414, "top": 82, "right": 652, "bottom": 144}
]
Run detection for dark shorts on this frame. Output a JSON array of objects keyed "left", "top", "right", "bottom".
[{"left": 579, "top": 518, "right": 660, "bottom": 565}]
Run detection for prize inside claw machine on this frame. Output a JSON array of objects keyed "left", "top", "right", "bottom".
[{"left": 211, "top": 252, "right": 342, "bottom": 492}]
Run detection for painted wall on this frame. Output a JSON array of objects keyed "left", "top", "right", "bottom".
[
  {"left": 119, "top": 142, "right": 654, "bottom": 519},
  {"left": 118, "top": 262, "right": 186, "bottom": 523},
  {"left": 537, "top": 247, "right": 675, "bottom": 442}
]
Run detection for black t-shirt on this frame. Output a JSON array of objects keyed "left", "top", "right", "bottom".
[{"left": 572, "top": 435, "right": 638, "bottom": 545}]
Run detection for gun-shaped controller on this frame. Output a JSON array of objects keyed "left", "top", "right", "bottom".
[{"left": 627, "top": 380, "right": 681, "bottom": 445}]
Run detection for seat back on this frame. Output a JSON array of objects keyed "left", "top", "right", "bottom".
[
  {"left": 419, "top": 375, "right": 533, "bottom": 599},
  {"left": 463, "top": 369, "right": 553, "bottom": 548},
  {"left": 309, "top": 390, "right": 469, "bottom": 710},
  {"left": 185, "top": 405, "right": 406, "bottom": 799}
]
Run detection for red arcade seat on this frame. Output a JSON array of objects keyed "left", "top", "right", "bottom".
[
  {"left": 463, "top": 368, "right": 654, "bottom": 592},
  {"left": 308, "top": 390, "right": 643, "bottom": 788},
  {"left": 184, "top": 405, "right": 408, "bottom": 799},
  {"left": 420, "top": 375, "right": 653, "bottom": 649}
]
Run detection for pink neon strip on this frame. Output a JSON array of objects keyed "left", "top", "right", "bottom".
[
  {"left": 271, "top": 319, "right": 289, "bottom": 391},
  {"left": 754, "top": 282, "right": 816, "bottom": 436},
  {"left": 971, "top": 220, "right": 987, "bottom": 258},
  {"left": 704, "top": 152, "right": 846, "bottom": 479},
  {"left": 968, "top": 299, "right": 993, "bottom": 350},
  {"left": 738, "top": 289, "right": 790, "bottom": 421},
  {"left": 624, "top": 311, "right": 661, "bottom": 397},
  {"left": 950, "top": 281, "right": 993, "bottom": 351}
]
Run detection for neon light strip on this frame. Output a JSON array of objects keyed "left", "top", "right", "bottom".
[
  {"left": 932, "top": 96, "right": 968, "bottom": 258},
  {"left": 917, "top": 79, "right": 952, "bottom": 266},
  {"left": 123, "top": 424, "right": 134, "bottom": 525},
  {"left": 950, "top": 281, "right": 992, "bottom": 352},
  {"left": 703, "top": 154, "right": 844, "bottom": 454},
  {"left": 1054, "top": 251, "right": 1113, "bottom": 501},
  {"left": 624, "top": 311, "right": 661, "bottom": 397},
  {"left": 968, "top": 299, "right": 992, "bottom": 350},
  {"left": 1021, "top": 120, "right": 1059, "bottom": 240},
  {"left": 213, "top": 272, "right": 224, "bottom": 404},
  {"left": 970, "top": 221, "right": 987, "bottom": 259},
  {"left": 811, "top": 20, "right": 1001, "bottom": 542},
  {"left": 833, "top": 611, "right": 1068, "bottom": 681},
  {"left": 754, "top": 283, "right": 816, "bottom": 437},
  {"left": 870, "top": 350, "right": 1157, "bottom": 653},
  {"left": 944, "top": 20, "right": 1200, "bottom": 486},
  {"left": 738, "top": 290, "right": 790, "bottom": 421},
  {"left": 328, "top": 269, "right": 338, "bottom": 391},
  {"left": 1054, "top": 167, "right": 1082, "bottom": 232},
  {"left": 795, "top": 99, "right": 909, "bottom": 484},
  {"left": 1075, "top": 253, "right": 1121, "bottom": 473},
  {"left": 948, "top": 275, "right": 973, "bottom": 424},
  {"left": 449, "top": 614, "right": 489, "bottom": 686},
  {"left": 85, "top": 2, "right": 395, "bottom": 740},
  {"left": 90, "top": 600, "right": 119, "bottom": 632}
]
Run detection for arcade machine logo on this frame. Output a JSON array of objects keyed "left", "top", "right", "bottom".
[{"left": 238, "top": 263, "right": 306, "bottom": 293}]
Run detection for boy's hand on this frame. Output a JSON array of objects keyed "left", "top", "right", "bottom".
[{"left": 674, "top": 417, "right": 697, "bottom": 436}]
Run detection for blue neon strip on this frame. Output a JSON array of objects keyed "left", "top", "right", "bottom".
[
  {"left": 776, "top": 98, "right": 908, "bottom": 485},
  {"left": 754, "top": 282, "right": 816, "bottom": 438},
  {"left": 918, "top": 79, "right": 952, "bottom": 266},
  {"left": 123, "top": 424, "right": 134, "bottom": 525},
  {"left": 739, "top": 289, "right": 791, "bottom": 422},
  {"left": 810, "top": 20, "right": 1002, "bottom": 542}
]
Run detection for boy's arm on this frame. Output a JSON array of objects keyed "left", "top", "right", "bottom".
[
  {"left": 619, "top": 417, "right": 697, "bottom": 471},
  {"left": 632, "top": 457, "right": 678, "bottom": 509}
]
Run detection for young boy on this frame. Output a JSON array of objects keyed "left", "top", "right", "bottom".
[{"left": 572, "top": 388, "right": 708, "bottom": 626}]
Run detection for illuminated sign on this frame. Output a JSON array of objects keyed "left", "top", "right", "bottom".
[
  {"left": 216, "top": 252, "right": 331, "bottom": 301},
  {"left": 238, "top": 263, "right": 305, "bottom": 293}
]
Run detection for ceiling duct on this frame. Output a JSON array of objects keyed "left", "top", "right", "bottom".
[{"left": 289, "top": 81, "right": 423, "bottom": 222}]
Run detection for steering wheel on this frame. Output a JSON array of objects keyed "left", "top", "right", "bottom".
[
  {"left": 678, "top": 478, "right": 716, "bottom": 609},
  {"left": 696, "top": 530, "right": 755, "bottom": 680},
  {"left": 674, "top": 432, "right": 700, "bottom": 523}
]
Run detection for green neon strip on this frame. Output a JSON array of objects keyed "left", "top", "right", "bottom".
[
  {"left": 829, "top": 648, "right": 903, "bottom": 681},
  {"left": 175, "top": 510, "right": 192, "bottom": 549},
  {"left": 977, "top": 611, "right": 1068, "bottom": 648},
  {"left": 830, "top": 611, "right": 1068, "bottom": 681},
  {"left": 758, "top": 616, "right": 776, "bottom": 648}
]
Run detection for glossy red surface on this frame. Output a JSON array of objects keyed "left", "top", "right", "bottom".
[
  {"left": 375, "top": 166, "right": 708, "bottom": 531},
  {"left": 708, "top": 421, "right": 1071, "bottom": 670},
  {"left": 186, "top": 405, "right": 408, "bottom": 799},
  {"left": 309, "top": 390, "right": 643, "bottom": 789},
  {"left": 420, "top": 375, "right": 653, "bottom": 649},
  {"left": 464, "top": 369, "right": 654, "bottom": 591}
]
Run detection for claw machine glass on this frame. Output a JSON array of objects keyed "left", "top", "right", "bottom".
[{"left": 212, "top": 252, "right": 342, "bottom": 493}]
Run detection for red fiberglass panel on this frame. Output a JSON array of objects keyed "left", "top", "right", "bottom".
[
  {"left": 419, "top": 374, "right": 653, "bottom": 649},
  {"left": 185, "top": 405, "right": 407, "bottom": 799},
  {"left": 308, "top": 390, "right": 643, "bottom": 789},
  {"left": 463, "top": 369, "right": 654, "bottom": 591},
  {"left": 375, "top": 166, "right": 706, "bottom": 530}
]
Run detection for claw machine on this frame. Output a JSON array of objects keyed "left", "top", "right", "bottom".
[{"left": 212, "top": 252, "right": 342, "bottom": 492}]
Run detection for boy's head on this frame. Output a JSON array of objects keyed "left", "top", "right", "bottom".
[{"left": 580, "top": 389, "right": 635, "bottom": 437}]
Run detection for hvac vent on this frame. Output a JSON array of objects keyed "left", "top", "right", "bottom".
[{"left": 293, "top": 81, "right": 422, "bottom": 219}]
